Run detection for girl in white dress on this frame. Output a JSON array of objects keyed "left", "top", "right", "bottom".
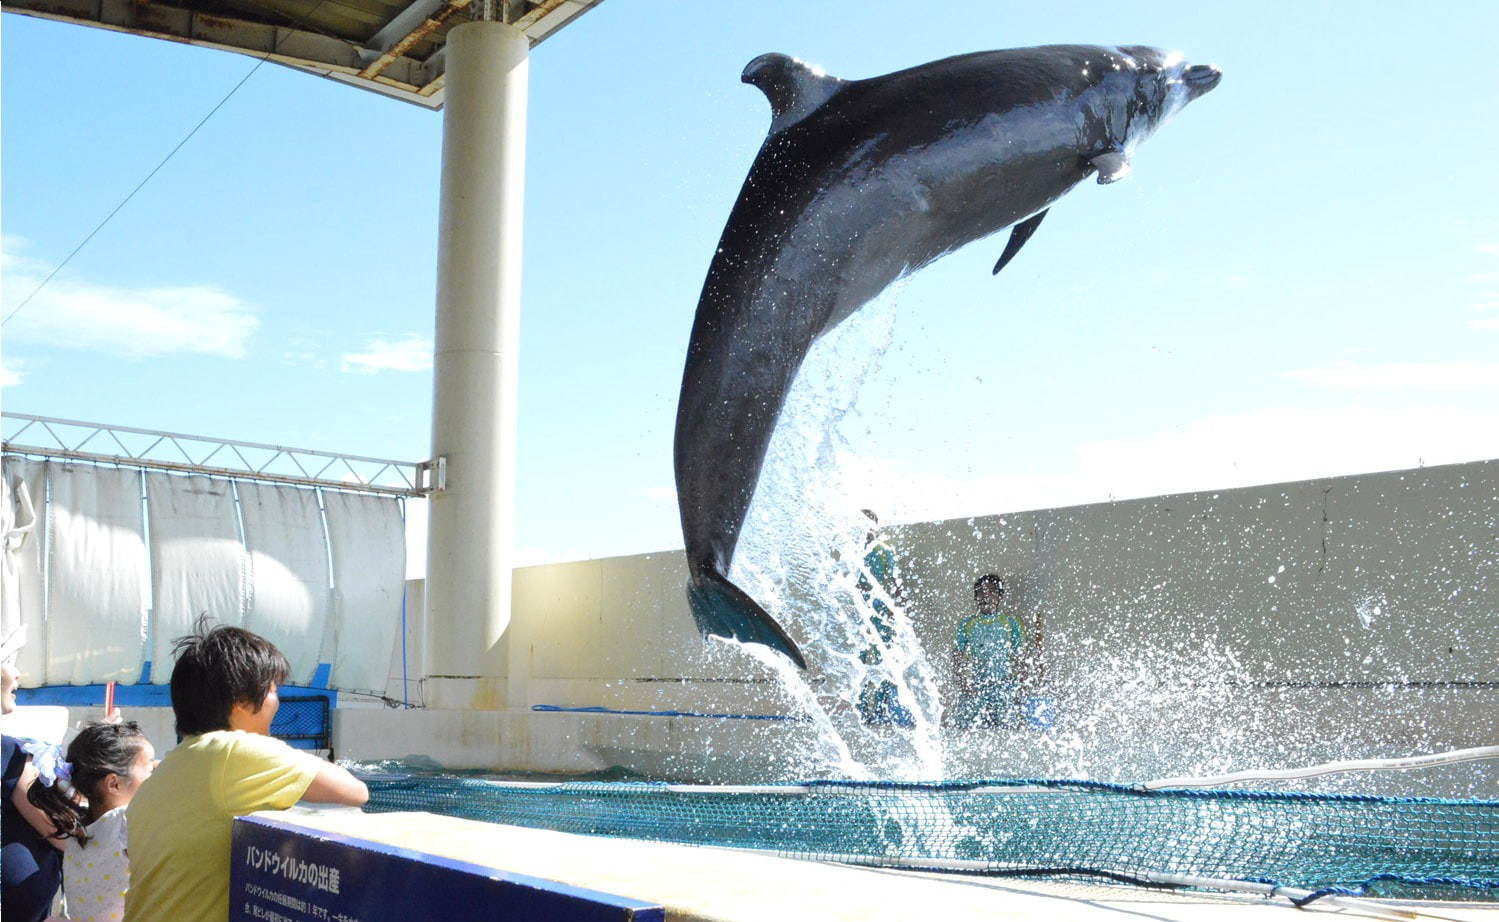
[{"left": 24, "top": 721, "right": 155, "bottom": 922}]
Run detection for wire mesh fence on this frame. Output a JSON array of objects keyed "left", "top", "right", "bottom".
[{"left": 362, "top": 774, "right": 1499, "bottom": 902}]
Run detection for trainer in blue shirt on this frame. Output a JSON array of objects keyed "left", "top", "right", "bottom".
[{"left": 949, "top": 574, "right": 1032, "bottom": 730}]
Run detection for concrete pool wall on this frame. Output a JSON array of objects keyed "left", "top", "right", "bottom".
[{"left": 424, "top": 457, "right": 1498, "bottom": 700}]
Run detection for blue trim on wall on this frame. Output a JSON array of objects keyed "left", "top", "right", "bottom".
[{"left": 15, "top": 662, "right": 339, "bottom": 709}]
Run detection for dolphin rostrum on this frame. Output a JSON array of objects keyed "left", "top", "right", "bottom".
[{"left": 674, "top": 45, "right": 1222, "bottom": 667}]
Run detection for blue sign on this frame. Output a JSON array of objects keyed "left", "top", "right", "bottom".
[{"left": 231, "top": 815, "right": 664, "bottom": 922}]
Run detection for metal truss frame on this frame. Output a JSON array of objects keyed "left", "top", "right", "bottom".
[{"left": 1, "top": 413, "right": 436, "bottom": 497}]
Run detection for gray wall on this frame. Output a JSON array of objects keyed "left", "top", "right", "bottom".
[
  {"left": 894, "top": 458, "right": 1497, "bottom": 687},
  {"left": 886, "top": 460, "right": 1497, "bottom": 781},
  {"left": 474, "top": 459, "right": 1496, "bottom": 693}
]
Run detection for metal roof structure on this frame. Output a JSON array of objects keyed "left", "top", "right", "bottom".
[{"left": 3, "top": 0, "right": 601, "bottom": 107}]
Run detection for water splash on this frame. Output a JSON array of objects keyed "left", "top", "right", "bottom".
[
  {"left": 689, "top": 286, "right": 1486, "bottom": 796},
  {"left": 723, "top": 638, "right": 868, "bottom": 780},
  {"left": 1355, "top": 595, "right": 1384, "bottom": 630},
  {"left": 724, "top": 284, "right": 952, "bottom": 780}
]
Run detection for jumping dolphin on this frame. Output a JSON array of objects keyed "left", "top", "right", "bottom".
[{"left": 675, "top": 45, "right": 1222, "bottom": 667}]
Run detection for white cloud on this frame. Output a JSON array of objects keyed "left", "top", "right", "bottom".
[
  {"left": 1472, "top": 272, "right": 1499, "bottom": 284},
  {"left": 2, "top": 240, "right": 258, "bottom": 359},
  {"left": 1473, "top": 317, "right": 1499, "bottom": 331},
  {"left": 340, "top": 335, "right": 433, "bottom": 374},
  {"left": 0, "top": 358, "right": 21, "bottom": 388},
  {"left": 1479, "top": 243, "right": 1499, "bottom": 256},
  {"left": 841, "top": 405, "right": 1499, "bottom": 525},
  {"left": 1283, "top": 360, "right": 1499, "bottom": 392}
]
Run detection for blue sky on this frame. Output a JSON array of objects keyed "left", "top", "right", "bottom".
[{"left": 4, "top": 1, "right": 1498, "bottom": 565}]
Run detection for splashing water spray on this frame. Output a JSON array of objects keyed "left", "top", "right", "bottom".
[
  {"left": 689, "top": 280, "right": 1477, "bottom": 794},
  {"left": 720, "top": 286, "right": 953, "bottom": 781}
]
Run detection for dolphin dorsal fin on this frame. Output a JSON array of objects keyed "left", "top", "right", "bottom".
[{"left": 742, "top": 53, "right": 845, "bottom": 134}]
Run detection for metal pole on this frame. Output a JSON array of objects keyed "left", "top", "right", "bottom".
[{"left": 424, "top": 20, "right": 527, "bottom": 708}]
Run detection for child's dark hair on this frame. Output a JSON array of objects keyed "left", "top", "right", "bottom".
[
  {"left": 27, "top": 721, "right": 148, "bottom": 846},
  {"left": 170, "top": 616, "right": 290, "bottom": 737}
]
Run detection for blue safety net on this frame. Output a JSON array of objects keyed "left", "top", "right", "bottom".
[{"left": 363, "top": 774, "right": 1499, "bottom": 902}]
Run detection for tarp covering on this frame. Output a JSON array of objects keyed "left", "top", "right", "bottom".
[
  {"left": 239, "top": 481, "right": 330, "bottom": 683},
  {"left": 3, "top": 459, "right": 405, "bottom": 692},
  {"left": 1, "top": 456, "right": 48, "bottom": 681},
  {"left": 45, "top": 464, "right": 147, "bottom": 684},
  {"left": 146, "top": 472, "right": 246, "bottom": 671},
  {"left": 324, "top": 489, "right": 405, "bottom": 694}
]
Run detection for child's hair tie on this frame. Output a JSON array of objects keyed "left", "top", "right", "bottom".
[{"left": 19, "top": 738, "right": 75, "bottom": 795}]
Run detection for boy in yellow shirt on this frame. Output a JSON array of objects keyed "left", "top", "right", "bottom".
[{"left": 124, "top": 621, "right": 367, "bottom": 922}]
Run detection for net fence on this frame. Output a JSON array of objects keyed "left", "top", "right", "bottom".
[
  {"left": 270, "top": 695, "right": 332, "bottom": 753},
  {"left": 363, "top": 775, "right": 1499, "bottom": 902}
]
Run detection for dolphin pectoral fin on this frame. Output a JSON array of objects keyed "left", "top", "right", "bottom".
[
  {"left": 742, "top": 53, "right": 846, "bottom": 134},
  {"left": 688, "top": 569, "right": 808, "bottom": 669},
  {"left": 1089, "top": 150, "right": 1132, "bottom": 184},
  {"left": 992, "top": 209, "right": 1049, "bottom": 276}
]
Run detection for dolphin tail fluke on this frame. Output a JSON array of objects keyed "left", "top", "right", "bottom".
[{"left": 688, "top": 570, "right": 808, "bottom": 669}]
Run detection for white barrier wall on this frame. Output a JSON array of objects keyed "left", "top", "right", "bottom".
[
  {"left": 400, "top": 553, "right": 791, "bottom": 716},
  {"left": 406, "top": 459, "right": 1495, "bottom": 702}
]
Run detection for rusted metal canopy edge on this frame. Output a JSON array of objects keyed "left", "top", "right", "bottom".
[{"left": 4, "top": 0, "right": 602, "bottom": 109}]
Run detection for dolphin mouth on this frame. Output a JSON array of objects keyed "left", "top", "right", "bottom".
[{"left": 1181, "top": 64, "right": 1222, "bottom": 98}]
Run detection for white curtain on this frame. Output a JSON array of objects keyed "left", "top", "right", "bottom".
[
  {"left": 4, "top": 459, "right": 406, "bottom": 692},
  {"left": 45, "top": 464, "right": 147, "bottom": 684},
  {"left": 146, "top": 473, "right": 246, "bottom": 676},
  {"left": 238, "top": 481, "right": 329, "bottom": 684},
  {"left": 324, "top": 490, "right": 405, "bottom": 694},
  {"left": 1, "top": 457, "right": 48, "bottom": 682}
]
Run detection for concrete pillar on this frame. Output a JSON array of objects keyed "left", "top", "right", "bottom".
[{"left": 424, "top": 21, "right": 528, "bottom": 709}]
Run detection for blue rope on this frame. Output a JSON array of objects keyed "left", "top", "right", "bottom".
[
  {"left": 486, "top": 770, "right": 1499, "bottom": 814},
  {"left": 788, "top": 777, "right": 1499, "bottom": 806},
  {"left": 1288, "top": 873, "right": 1499, "bottom": 906},
  {"left": 400, "top": 585, "right": 409, "bottom": 708},
  {"left": 1288, "top": 885, "right": 1362, "bottom": 906}
]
